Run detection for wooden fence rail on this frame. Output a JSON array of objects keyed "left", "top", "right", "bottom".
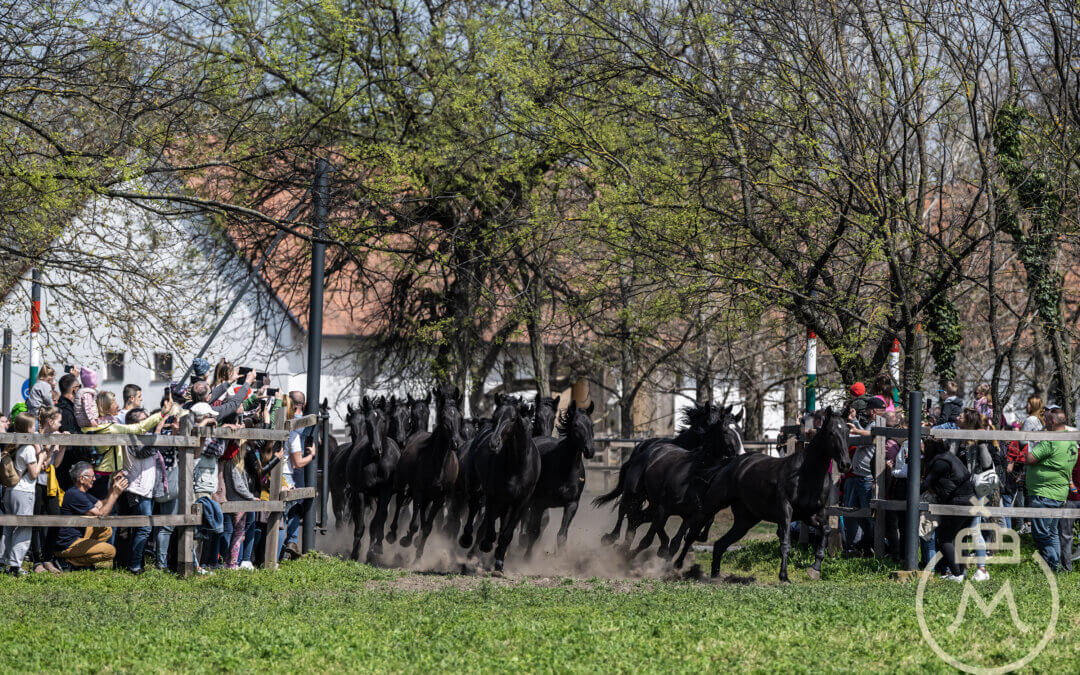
[{"left": 0, "top": 413, "right": 319, "bottom": 576}]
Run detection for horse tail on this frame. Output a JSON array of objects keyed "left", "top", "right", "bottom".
[{"left": 592, "top": 467, "right": 625, "bottom": 508}]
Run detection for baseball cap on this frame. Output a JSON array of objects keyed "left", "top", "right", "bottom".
[
  {"left": 190, "top": 402, "right": 219, "bottom": 418},
  {"left": 849, "top": 382, "right": 866, "bottom": 397}
]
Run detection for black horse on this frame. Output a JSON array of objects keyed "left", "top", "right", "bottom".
[
  {"left": 393, "top": 384, "right": 463, "bottom": 559},
  {"left": 329, "top": 401, "right": 364, "bottom": 526},
  {"left": 595, "top": 402, "right": 736, "bottom": 547},
  {"left": 406, "top": 392, "right": 431, "bottom": 435},
  {"left": 628, "top": 409, "right": 744, "bottom": 559},
  {"left": 387, "top": 395, "right": 411, "bottom": 446},
  {"left": 521, "top": 400, "right": 595, "bottom": 557},
  {"left": 677, "top": 408, "right": 850, "bottom": 582},
  {"left": 345, "top": 397, "right": 401, "bottom": 563},
  {"left": 532, "top": 394, "right": 560, "bottom": 437},
  {"left": 458, "top": 394, "right": 541, "bottom": 571}
]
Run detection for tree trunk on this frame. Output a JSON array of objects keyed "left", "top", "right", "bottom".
[
  {"left": 738, "top": 354, "right": 764, "bottom": 440},
  {"left": 526, "top": 313, "right": 550, "bottom": 398}
]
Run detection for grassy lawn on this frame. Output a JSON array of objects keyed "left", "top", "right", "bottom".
[{"left": 0, "top": 542, "right": 1076, "bottom": 673}]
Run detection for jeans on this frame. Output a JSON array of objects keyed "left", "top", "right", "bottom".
[
  {"left": 966, "top": 516, "right": 987, "bottom": 567},
  {"left": 209, "top": 511, "right": 234, "bottom": 568},
  {"left": 242, "top": 519, "right": 262, "bottom": 564},
  {"left": 152, "top": 498, "right": 178, "bottom": 569},
  {"left": 1029, "top": 494, "right": 1066, "bottom": 571},
  {"left": 278, "top": 502, "right": 302, "bottom": 561},
  {"left": 1000, "top": 491, "right": 1017, "bottom": 531},
  {"left": 127, "top": 495, "right": 154, "bottom": 571},
  {"left": 1057, "top": 501, "right": 1080, "bottom": 572},
  {"left": 842, "top": 476, "right": 873, "bottom": 551}
]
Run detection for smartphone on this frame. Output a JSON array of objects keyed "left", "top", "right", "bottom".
[
  {"left": 265, "top": 388, "right": 279, "bottom": 397},
  {"left": 235, "top": 366, "right": 252, "bottom": 385},
  {"left": 256, "top": 371, "right": 268, "bottom": 387}
]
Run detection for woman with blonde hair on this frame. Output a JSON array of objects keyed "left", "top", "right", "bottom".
[
  {"left": 81, "top": 391, "right": 177, "bottom": 499},
  {"left": 26, "top": 364, "right": 57, "bottom": 417}
]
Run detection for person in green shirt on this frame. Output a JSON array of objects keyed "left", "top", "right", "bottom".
[{"left": 1025, "top": 407, "right": 1079, "bottom": 571}]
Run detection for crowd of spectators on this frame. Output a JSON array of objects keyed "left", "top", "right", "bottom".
[
  {"left": 833, "top": 378, "right": 1079, "bottom": 583},
  {"left": 0, "top": 358, "right": 316, "bottom": 576}
]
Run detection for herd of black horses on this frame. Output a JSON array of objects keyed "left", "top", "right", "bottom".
[{"left": 328, "top": 385, "right": 851, "bottom": 581}]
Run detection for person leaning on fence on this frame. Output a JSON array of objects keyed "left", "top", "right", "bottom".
[
  {"left": 25, "top": 364, "right": 57, "bottom": 418},
  {"left": 150, "top": 397, "right": 184, "bottom": 572},
  {"left": 1023, "top": 406, "right": 1079, "bottom": 572},
  {"left": 280, "top": 391, "right": 315, "bottom": 562},
  {"left": 29, "top": 406, "right": 65, "bottom": 575},
  {"left": 957, "top": 409, "right": 994, "bottom": 582},
  {"left": 190, "top": 402, "right": 242, "bottom": 574},
  {"left": 54, "top": 462, "right": 128, "bottom": 569},
  {"left": 921, "top": 438, "right": 974, "bottom": 582},
  {"left": 1057, "top": 452, "right": 1080, "bottom": 572},
  {"left": 0, "top": 413, "right": 48, "bottom": 576}
]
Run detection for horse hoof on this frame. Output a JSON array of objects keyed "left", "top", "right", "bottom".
[
  {"left": 601, "top": 533, "right": 617, "bottom": 546},
  {"left": 459, "top": 533, "right": 473, "bottom": 549},
  {"left": 479, "top": 539, "right": 494, "bottom": 554},
  {"left": 385, "top": 533, "right": 397, "bottom": 544},
  {"left": 400, "top": 535, "right": 413, "bottom": 547},
  {"left": 494, "top": 560, "right": 504, "bottom": 573},
  {"left": 806, "top": 568, "right": 820, "bottom": 581}
]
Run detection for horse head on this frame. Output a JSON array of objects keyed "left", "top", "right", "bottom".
[
  {"left": 532, "top": 394, "right": 560, "bottom": 437},
  {"left": 408, "top": 393, "right": 430, "bottom": 435},
  {"left": 364, "top": 403, "right": 385, "bottom": 457},
  {"left": 387, "top": 395, "right": 409, "bottom": 444},
  {"left": 557, "top": 399, "right": 596, "bottom": 458},
  {"left": 346, "top": 401, "right": 367, "bottom": 447},
  {"left": 435, "top": 383, "right": 463, "bottom": 446},
  {"left": 816, "top": 407, "right": 852, "bottom": 473},
  {"left": 490, "top": 395, "right": 525, "bottom": 455}
]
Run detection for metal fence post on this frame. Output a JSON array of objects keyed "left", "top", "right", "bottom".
[
  {"left": 872, "top": 415, "right": 886, "bottom": 558},
  {"left": 904, "top": 391, "right": 923, "bottom": 571}
]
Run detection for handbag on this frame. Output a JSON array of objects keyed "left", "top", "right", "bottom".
[
  {"left": 153, "top": 450, "right": 179, "bottom": 503},
  {"left": 972, "top": 469, "right": 1000, "bottom": 499}
]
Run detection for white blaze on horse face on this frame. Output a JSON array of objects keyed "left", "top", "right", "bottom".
[{"left": 730, "top": 423, "right": 745, "bottom": 454}]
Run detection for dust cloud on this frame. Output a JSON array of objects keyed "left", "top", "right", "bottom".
[{"left": 315, "top": 494, "right": 705, "bottom": 580}]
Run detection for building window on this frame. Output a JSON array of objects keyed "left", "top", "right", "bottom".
[
  {"left": 104, "top": 352, "right": 124, "bottom": 382},
  {"left": 153, "top": 353, "right": 173, "bottom": 382}
]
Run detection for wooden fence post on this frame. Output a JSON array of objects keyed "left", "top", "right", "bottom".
[
  {"left": 872, "top": 416, "right": 887, "bottom": 558},
  {"left": 262, "top": 411, "right": 286, "bottom": 569},
  {"left": 177, "top": 441, "right": 196, "bottom": 578}
]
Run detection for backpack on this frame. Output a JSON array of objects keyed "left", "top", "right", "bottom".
[{"left": 1, "top": 446, "right": 23, "bottom": 488}]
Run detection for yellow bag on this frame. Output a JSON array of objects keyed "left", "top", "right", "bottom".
[{"left": 46, "top": 464, "right": 65, "bottom": 505}]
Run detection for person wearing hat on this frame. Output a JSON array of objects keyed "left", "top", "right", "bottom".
[{"left": 191, "top": 358, "right": 212, "bottom": 382}]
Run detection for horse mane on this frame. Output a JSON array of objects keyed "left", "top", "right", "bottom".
[{"left": 679, "top": 403, "right": 713, "bottom": 430}]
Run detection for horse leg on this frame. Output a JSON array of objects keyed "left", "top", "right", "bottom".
[
  {"left": 778, "top": 505, "right": 794, "bottom": 583},
  {"left": 710, "top": 513, "right": 758, "bottom": 578},
  {"left": 808, "top": 512, "right": 829, "bottom": 579},
  {"left": 665, "top": 518, "right": 691, "bottom": 561},
  {"left": 416, "top": 495, "right": 444, "bottom": 560},
  {"left": 458, "top": 492, "right": 481, "bottom": 549},
  {"left": 349, "top": 495, "right": 366, "bottom": 561},
  {"left": 494, "top": 503, "right": 526, "bottom": 573},
  {"left": 674, "top": 516, "right": 702, "bottom": 569},
  {"left": 631, "top": 506, "right": 667, "bottom": 559},
  {"left": 387, "top": 492, "right": 408, "bottom": 544},
  {"left": 401, "top": 490, "right": 423, "bottom": 548},
  {"left": 367, "top": 489, "right": 391, "bottom": 564},
  {"left": 478, "top": 500, "right": 499, "bottom": 554},
  {"left": 523, "top": 506, "right": 543, "bottom": 560},
  {"left": 601, "top": 501, "right": 626, "bottom": 546},
  {"left": 556, "top": 500, "right": 579, "bottom": 553}
]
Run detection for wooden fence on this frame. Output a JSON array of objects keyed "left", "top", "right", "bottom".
[
  {"left": 0, "top": 412, "right": 320, "bottom": 576},
  {"left": 780, "top": 418, "right": 1080, "bottom": 557}
]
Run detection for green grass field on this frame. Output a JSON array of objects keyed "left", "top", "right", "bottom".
[{"left": 0, "top": 542, "right": 1077, "bottom": 673}]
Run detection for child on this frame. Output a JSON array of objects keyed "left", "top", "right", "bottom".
[
  {"left": 0, "top": 413, "right": 47, "bottom": 576},
  {"left": 74, "top": 367, "right": 103, "bottom": 428}
]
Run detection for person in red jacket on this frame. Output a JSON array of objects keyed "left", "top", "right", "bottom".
[{"left": 1058, "top": 453, "right": 1080, "bottom": 571}]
